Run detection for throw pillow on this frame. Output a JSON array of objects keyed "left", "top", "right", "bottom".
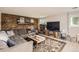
[
  {"left": 0, "top": 40, "right": 8, "bottom": 50},
  {"left": 7, "top": 39, "right": 16, "bottom": 47}
]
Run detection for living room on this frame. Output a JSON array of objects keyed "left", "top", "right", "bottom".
[{"left": 0, "top": 7, "right": 79, "bottom": 52}]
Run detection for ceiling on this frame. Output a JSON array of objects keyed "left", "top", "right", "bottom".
[{"left": 0, "top": 7, "right": 79, "bottom": 18}]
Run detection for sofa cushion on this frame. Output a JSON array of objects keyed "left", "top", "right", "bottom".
[
  {"left": 6, "top": 30, "right": 15, "bottom": 37},
  {"left": 0, "top": 31, "right": 9, "bottom": 42},
  {"left": 0, "top": 40, "right": 8, "bottom": 50},
  {"left": 10, "top": 35, "right": 26, "bottom": 45}
]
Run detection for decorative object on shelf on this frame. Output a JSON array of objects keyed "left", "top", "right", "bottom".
[
  {"left": 31, "top": 19, "right": 34, "bottom": 23},
  {"left": 19, "top": 17, "right": 25, "bottom": 24},
  {"left": 25, "top": 18, "right": 30, "bottom": 23},
  {"left": 17, "top": 17, "right": 25, "bottom": 24}
]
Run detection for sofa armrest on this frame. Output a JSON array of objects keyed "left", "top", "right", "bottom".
[{"left": 0, "top": 41, "right": 33, "bottom": 52}]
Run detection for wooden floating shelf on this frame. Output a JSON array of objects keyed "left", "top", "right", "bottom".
[{"left": 17, "top": 23, "right": 34, "bottom": 25}]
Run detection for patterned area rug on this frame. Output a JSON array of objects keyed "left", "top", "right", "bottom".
[{"left": 33, "top": 38, "right": 66, "bottom": 52}]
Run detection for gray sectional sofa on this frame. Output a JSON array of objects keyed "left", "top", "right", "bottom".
[{"left": 0, "top": 29, "right": 33, "bottom": 52}]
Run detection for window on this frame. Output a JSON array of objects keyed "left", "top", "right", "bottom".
[
  {"left": 39, "top": 17, "right": 46, "bottom": 25},
  {"left": 70, "top": 17, "right": 79, "bottom": 27}
]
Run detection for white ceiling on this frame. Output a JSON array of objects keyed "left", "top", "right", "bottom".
[{"left": 0, "top": 7, "right": 79, "bottom": 18}]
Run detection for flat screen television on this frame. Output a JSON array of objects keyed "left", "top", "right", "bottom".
[{"left": 47, "top": 21, "right": 60, "bottom": 32}]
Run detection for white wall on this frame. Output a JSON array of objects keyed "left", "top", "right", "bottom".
[
  {"left": 68, "top": 11, "right": 79, "bottom": 37},
  {"left": 0, "top": 12, "right": 1, "bottom": 30},
  {"left": 46, "top": 11, "right": 79, "bottom": 37},
  {"left": 46, "top": 13, "right": 68, "bottom": 34}
]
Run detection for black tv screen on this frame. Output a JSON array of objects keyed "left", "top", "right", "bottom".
[{"left": 47, "top": 22, "right": 60, "bottom": 32}]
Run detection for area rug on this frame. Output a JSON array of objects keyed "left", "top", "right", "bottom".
[{"left": 33, "top": 38, "right": 66, "bottom": 52}]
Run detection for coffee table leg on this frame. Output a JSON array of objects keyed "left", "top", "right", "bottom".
[{"left": 36, "top": 43, "right": 39, "bottom": 48}]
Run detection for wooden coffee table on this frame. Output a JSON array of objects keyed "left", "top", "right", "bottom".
[{"left": 27, "top": 35, "right": 45, "bottom": 47}]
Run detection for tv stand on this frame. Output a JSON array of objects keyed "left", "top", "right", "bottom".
[{"left": 45, "top": 30, "right": 60, "bottom": 39}]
